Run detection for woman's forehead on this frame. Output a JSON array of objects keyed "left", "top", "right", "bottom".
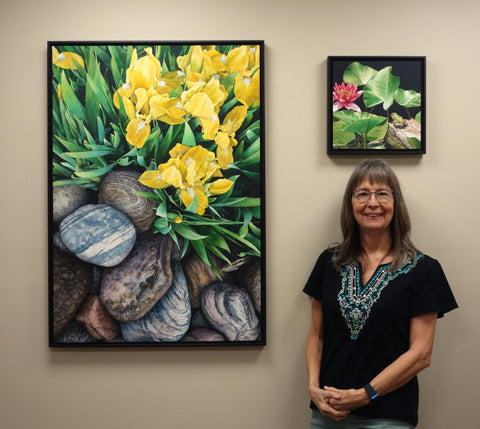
[{"left": 355, "top": 175, "right": 390, "bottom": 188}]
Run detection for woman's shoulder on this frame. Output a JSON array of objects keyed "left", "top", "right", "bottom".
[
  {"left": 309, "top": 247, "right": 338, "bottom": 271},
  {"left": 320, "top": 246, "right": 340, "bottom": 262},
  {"left": 414, "top": 253, "right": 442, "bottom": 269},
  {"left": 410, "top": 252, "right": 450, "bottom": 281}
]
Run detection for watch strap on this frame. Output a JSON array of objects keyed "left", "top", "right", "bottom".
[{"left": 363, "top": 383, "right": 379, "bottom": 402}]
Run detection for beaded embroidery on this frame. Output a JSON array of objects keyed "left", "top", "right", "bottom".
[{"left": 337, "top": 254, "right": 423, "bottom": 340}]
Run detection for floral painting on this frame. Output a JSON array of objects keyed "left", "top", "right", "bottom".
[
  {"left": 327, "top": 56, "right": 425, "bottom": 154},
  {"left": 48, "top": 41, "right": 265, "bottom": 346}
]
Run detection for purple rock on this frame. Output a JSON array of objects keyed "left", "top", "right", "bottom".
[{"left": 100, "top": 232, "right": 173, "bottom": 322}]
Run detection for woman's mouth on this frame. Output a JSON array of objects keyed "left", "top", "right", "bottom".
[{"left": 365, "top": 213, "right": 383, "bottom": 219}]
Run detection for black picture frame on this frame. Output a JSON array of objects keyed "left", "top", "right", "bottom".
[
  {"left": 48, "top": 40, "right": 265, "bottom": 347},
  {"left": 327, "top": 56, "right": 426, "bottom": 155}
]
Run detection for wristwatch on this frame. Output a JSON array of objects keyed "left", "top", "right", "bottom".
[{"left": 363, "top": 383, "right": 379, "bottom": 402}]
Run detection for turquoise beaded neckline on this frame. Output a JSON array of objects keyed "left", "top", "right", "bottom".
[{"left": 337, "top": 254, "right": 422, "bottom": 339}]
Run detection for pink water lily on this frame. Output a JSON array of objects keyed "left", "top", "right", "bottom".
[{"left": 332, "top": 82, "right": 363, "bottom": 112}]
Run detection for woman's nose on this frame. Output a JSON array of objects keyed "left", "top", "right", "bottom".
[{"left": 367, "top": 194, "right": 380, "bottom": 205}]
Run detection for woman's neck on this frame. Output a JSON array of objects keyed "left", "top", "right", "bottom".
[
  {"left": 358, "top": 232, "right": 393, "bottom": 283},
  {"left": 359, "top": 231, "right": 393, "bottom": 259}
]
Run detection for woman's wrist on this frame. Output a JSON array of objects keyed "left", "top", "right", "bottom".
[{"left": 357, "top": 388, "right": 371, "bottom": 406}]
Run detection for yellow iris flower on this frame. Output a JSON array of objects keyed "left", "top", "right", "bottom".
[
  {"left": 177, "top": 45, "right": 205, "bottom": 74},
  {"left": 115, "top": 47, "right": 182, "bottom": 121},
  {"left": 220, "top": 106, "right": 248, "bottom": 134},
  {"left": 126, "top": 118, "right": 151, "bottom": 148},
  {"left": 234, "top": 70, "right": 260, "bottom": 108},
  {"left": 181, "top": 186, "right": 209, "bottom": 215},
  {"left": 154, "top": 76, "right": 180, "bottom": 96},
  {"left": 52, "top": 47, "right": 85, "bottom": 70},
  {"left": 181, "top": 77, "right": 227, "bottom": 140},
  {"left": 128, "top": 47, "right": 162, "bottom": 92},
  {"left": 200, "top": 114, "right": 220, "bottom": 140},
  {"left": 225, "top": 46, "right": 250, "bottom": 75},
  {"left": 139, "top": 144, "right": 233, "bottom": 215},
  {"left": 113, "top": 83, "right": 133, "bottom": 110},
  {"left": 184, "top": 92, "right": 215, "bottom": 118},
  {"left": 208, "top": 178, "right": 235, "bottom": 195},
  {"left": 138, "top": 158, "right": 184, "bottom": 189},
  {"left": 203, "top": 78, "right": 228, "bottom": 112},
  {"left": 212, "top": 106, "right": 247, "bottom": 168},
  {"left": 215, "top": 136, "right": 234, "bottom": 168},
  {"left": 149, "top": 95, "right": 186, "bottom": 125},
  {"left": 178, "top": 45, "right": 254, "bottom": 84},
  {"left": 168, "top": 143, "right": 192, "bottom": 159},
  {"left": 162, "top": 70, "right": 186, "bottom": 85}
]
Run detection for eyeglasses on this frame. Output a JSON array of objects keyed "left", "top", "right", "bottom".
[{"left": 352, "top": 190, "right": 394, "bottom": 203}]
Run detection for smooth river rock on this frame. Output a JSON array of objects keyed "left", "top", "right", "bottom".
[
  {"left": 189, "top": 308, "right": 211, "bottom": 330},
  {"left": 182, "top": 328, "right": 225, "bottom": 342},
  {"left": 100, "top": 232, "right": 173, "bottom": 322},
  {"left": 76, "top": 295, "right": 120, "bottom": 341},
  {"left": 241, "top": 257, "right": 262, "bottom": 315},
  {"left": 52, "top": 248, "right": 91, "bottom": 338},
  {"left": 52, "top": 184, "right": 90, "bottom": 224},
  {"left": 120, "top": 262, "right": 191, "bottom": 342},
  {"left": 200, "top": 282, "right": 260, "bottom": 341},
  {"left": 98, "top": 170, "right": 156, "bottom": 232},
  {"left": 181, "top": 253, "right": 231, "bottom": 309},
  {"left": 59, "top": 204, "right": 136, "bottom": 267},
  {"left": 55, "top": 321, "right": 96, "bottom": 343}
]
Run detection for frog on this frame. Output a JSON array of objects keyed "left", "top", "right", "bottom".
[{"left": 391, "top": 112, "right": 407, "bottom": 129}]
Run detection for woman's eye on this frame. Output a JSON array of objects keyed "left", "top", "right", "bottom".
[{"left": 357, "top": 192, "right": 369, "bottom": 199}]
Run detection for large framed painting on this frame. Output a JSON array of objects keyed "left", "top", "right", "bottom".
[
  {"left": 327, "top": 56, "right": 426, "bottom": 154},
  {"left": 48, "top": 41, "right": 265, "bottom": 347}
]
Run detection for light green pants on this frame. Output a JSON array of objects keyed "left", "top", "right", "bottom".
[{"left": 310, "top": 409, "right": 414, "bottom": 429}]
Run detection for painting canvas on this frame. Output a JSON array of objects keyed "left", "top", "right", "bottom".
[
  {"left": 48, "top": 41, "right": 265, "bottom": 346},
  {"left": 327, "top": 56, "right": 425, "bottom": 154}
]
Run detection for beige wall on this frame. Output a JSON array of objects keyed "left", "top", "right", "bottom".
[{"left": 1, "top": 0, "right": 478, "bottom": 428}]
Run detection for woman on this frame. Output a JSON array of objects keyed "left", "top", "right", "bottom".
[{"left": 304, "top": 159, "right": 457, "bottom": 428}]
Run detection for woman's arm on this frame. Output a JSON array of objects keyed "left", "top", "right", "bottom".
[
  {"left": 327, "top": 312, "right": 438, "bottom": 411},
  {"left": 306, "top": 298, "right": 350, "bottom": 420}
]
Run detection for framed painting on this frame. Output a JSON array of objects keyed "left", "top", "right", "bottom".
[
  {"left": 327, "top": 56, "right": 426, "bottom": 154},
  {"left": 48, "top": 41, "right": 265, "bottom": 347}
]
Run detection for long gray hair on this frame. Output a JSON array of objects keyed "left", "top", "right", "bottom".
[{"left": 332, "top": 159, "right": 419, "bottom": 270}]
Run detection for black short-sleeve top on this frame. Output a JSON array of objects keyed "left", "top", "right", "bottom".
[{"left": 303, "top": 249, "right": 458, "bottom": 427}]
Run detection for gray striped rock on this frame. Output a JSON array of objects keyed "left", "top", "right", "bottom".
[
  {"left": 100, "top": 232, "right": 173, "bottom": 322},
  {"left": 200, "top": 282, "right": 260, "bottom": 341},
  {"left": 59, "top": 204, "right": 136, "bottom": 267},
  {"left": 120, "top": 262, "right": 191, "bottom": 342}
]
